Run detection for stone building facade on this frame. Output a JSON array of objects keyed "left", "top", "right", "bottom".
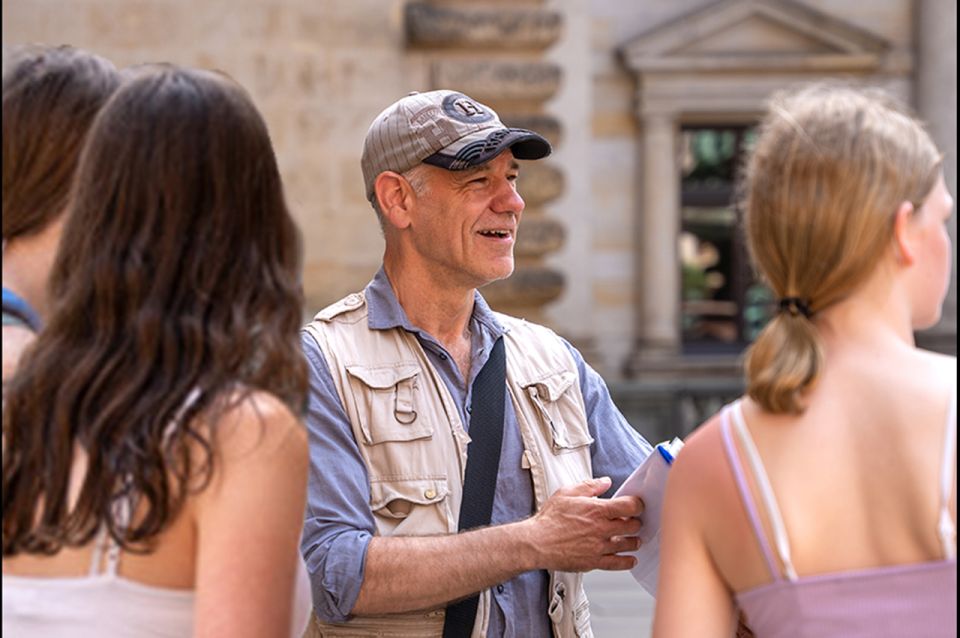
[{"left": 4, "top": 0, "right": 955, "bottom": 440}]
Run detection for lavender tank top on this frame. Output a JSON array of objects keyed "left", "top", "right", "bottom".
[{"left": 720, "top": 393, "right": 957, "bottom": 638}]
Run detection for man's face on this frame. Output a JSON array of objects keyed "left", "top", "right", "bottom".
[{"left": 408, "top": 149, "right": 525, "bottom": 289}]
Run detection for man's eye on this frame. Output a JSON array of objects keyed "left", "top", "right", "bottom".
[{"left": 469, "top": 177, "right": 487, "bottom": 185}]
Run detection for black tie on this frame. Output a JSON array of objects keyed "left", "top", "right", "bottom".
[{"left": 442, "top": 336, "right": 506, "bottom": 637}]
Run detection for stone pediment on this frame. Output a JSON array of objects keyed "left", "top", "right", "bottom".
[{"left": 621, "top": 0, "right": 892, "bottom": 73}]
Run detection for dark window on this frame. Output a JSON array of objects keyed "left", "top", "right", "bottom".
[{"left": 679, "top": 125, "right": 773, "bottom": 353}]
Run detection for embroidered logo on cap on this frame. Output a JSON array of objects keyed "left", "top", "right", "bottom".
[{"left": 442, "top": 93, "right": 494, "bottom": 124}]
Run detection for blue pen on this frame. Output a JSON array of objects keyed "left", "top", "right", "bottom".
[{"left": 657, "top": 443, "right": 675, "bottom": 465}]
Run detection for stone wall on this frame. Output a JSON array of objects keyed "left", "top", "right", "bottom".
[
  {"left": 404, "top": 0, "right": 569, "bottom": 326},
  {"left": 3, "top": 0, "right": 955, "bottom": 381},
  {"left": 3, "top": 0, "right": 426, "bottom": 313},
  {"left": 2, "top": 0, "right": 572, "bottom": 325}
]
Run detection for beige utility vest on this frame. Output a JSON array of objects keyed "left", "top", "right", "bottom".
[{"left": 302, "top": 291, "right": 596, "bottom": 638}]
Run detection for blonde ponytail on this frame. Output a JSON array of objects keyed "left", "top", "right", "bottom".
[{"left": 745, "top": 312, "right": 823, "bottom": 414}]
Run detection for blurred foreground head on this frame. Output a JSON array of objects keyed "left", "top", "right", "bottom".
[
  {"left": 2, "top": 44, "right": 120, "bottom": 241},
  {"left": 741, "top": 83, "right": 943, "bottom": 414},
  {"left": 3, "top": 65, "right": 306, "bottom": 555}
]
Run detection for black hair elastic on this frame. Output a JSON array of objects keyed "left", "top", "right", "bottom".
[{"left": 778, "top": 297, "right": 812, "bottom": 318}]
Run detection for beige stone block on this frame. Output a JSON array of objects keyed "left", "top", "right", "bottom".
[
  {"left": 518, "top": 162, "right": 564, "bottom": 206},
  {"left": 339, "top": 156, "right": 370, "bottom": 208},
  {"left": 500, "top": 112, "right": 563, "bottom": 148},
  {"left": 481, "top": 263, "right": 564, "bottom": 308},
  {"left": 294, "top": 1, "right": 399, "bottom": 47},
  {"left": 432, "top": 59, "right": 561, "bottom": 102},
  {"left": 302, "top": 259, "right": 379, "bottom": 314},
  {"left": 592, "top": 234, "right": 633, "bottom": 253},
  {"left": 293, "top": 53, "right": 337, "bottom": 97},
  {"left": 436, "top": 0, "right": 545, "bottom": 4},
  {"left": 248, "top": 51, "right": 288, "bottom": 97},
  {"left": 85, "top": 2, "right": 182, "bottom": 49},
  {"left": 293, "top": 104, "right": 341, "bottom": 149},
  {"left": 405, "top": 2, "right": 562, "bottom": 50},
  {"left": 516, "top": 215, "right": 565, "bottom": 258},
  {"left": 591, "top": 112, "right": 637, "bottom": 138},
  {"left": 593, "top": 281, "right": 633, "bottom": 308}
]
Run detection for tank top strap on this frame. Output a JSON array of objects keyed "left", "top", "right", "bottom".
[
  {"left": 729, "top": 400, "right": 799, "bottom": 581},
  {"left": 719, "top": 404, "right": 782, "bottom": 582},
  {"left": 938, "top": 387, "right": 957, "bottom": 560},
  {"left": 87, "top": 525, "right": 109, "bottom": 577},
  {"left": 89, "top": 493, "right": 136, "bottom": 578}
]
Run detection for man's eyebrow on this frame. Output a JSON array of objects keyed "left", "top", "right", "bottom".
[{"left": 456, "top": 159, "right": 521, "bottom": 177}]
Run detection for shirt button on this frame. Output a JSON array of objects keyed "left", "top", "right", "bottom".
[
  {"left": 424, "top": 488, "right": 437, "bottom": 500},
  {"left": 496, "top": 584, "right": 505, "bottom": 594}
]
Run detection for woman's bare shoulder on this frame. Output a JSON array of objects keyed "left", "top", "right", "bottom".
[
  {"left": 668, "top": 411, "right": 737, "bottom": 512},
  {"left": 193, "top": 390, "right": 305, "bottom": 470},
  {"left": 189, "top": 390, "right": 306, "bottom": 507}
]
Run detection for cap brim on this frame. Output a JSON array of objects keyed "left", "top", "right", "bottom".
[{"left": 422, "top": 128, "right": 551, "bottom": 171}]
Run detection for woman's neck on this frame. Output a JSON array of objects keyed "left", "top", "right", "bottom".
[{"left": 2, "top": 225, "right": 61, "bottom": 320}]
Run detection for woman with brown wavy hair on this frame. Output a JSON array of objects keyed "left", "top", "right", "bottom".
[
  {"left": 2, "top": 64, "right": 312, "bottom": 637},
  {"left": 653, "top": 84, "right": 955, "bottom": 637},
  {"left": 2, "top": 44, "right": 121, "bottom": 385}
]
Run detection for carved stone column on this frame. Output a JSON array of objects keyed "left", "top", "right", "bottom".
[
  {"left": 638, "top": 111, "right": 680, "bottom": 355},
  {"left": 405, "top": 1, "right": 566, "bottom": 325}
]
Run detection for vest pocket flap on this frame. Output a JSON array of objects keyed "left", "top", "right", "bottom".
[
  {"left": 345, "top": 362, "right": 431, "bottom": 444},
  {"left": 346, "top": 363, "right": 419, "bottom": 389},
  {"left": 521, "top": 370, "right": 577, "bottom": 402},
  {"left": 369, "top": 478, "right": 449, "bottom": 519},
  {"left": 521, "top": 370, "right": 593, "bottom": 452}
]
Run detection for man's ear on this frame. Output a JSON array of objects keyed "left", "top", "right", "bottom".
[
  {"left": 892, "top": 200, "right": 917, "bottom": 266},
  {"left": 374, "top": 171, "right": 414, "bottom": 230}
]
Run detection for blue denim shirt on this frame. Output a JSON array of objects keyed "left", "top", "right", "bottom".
[{"left": 300, "top": 268, "right": 652, "bottom": 637}]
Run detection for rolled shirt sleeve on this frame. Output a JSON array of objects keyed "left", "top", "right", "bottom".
[
  {"left": 561, "top": 338, "right": 654, "bottom": 496},
  {"left": 299, "top": 331, "right": 376, "bottom": 623}
]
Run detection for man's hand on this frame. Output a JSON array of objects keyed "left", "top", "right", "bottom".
[
  {"left": 354, "top": 477, "right": 644, "bottom": 614},
  {"left": 522, "top": 477, "right": 644, "bottom": 572}
]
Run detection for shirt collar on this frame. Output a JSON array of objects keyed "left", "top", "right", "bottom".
[{"left": 365, "top": 266, "right": 507, "bottom": 338}]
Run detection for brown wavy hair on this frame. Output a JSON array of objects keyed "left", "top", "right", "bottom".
[
  {"left": 3, "top": 44, "right": 121, "bottom": 240},
  {"left": 3, "top": 65, "right": 308, "bottom": 556},
  {"left": 741, "top": 84, "right": 941, "bottom": 414}
]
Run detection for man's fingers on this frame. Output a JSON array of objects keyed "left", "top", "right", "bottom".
[
  {"left": 606, "top": 535, "right": 642, "bottom": 555},
  {"left": 600, "top": 495, "right": 644, "bottom": 518},
  {"left": 606, "top": 515, "right": 642, "bottom": 536},
  {"left": 597, "top": 553, "right": 638, "bottom": 571},
  {"left": 556, "top": 476, "right": 612, "bottom": 498}
]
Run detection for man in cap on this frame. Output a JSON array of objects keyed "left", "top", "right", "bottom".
[{"left": 300, "top": 90, "right": 654, "bottom": 637}]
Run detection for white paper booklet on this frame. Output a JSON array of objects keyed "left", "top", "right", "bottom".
[{"left": 612, "top": 437, "right": 684, "bottom": 596}]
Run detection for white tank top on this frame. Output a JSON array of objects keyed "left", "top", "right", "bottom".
[{"left": 2, "top": 518, "right": 312, "bottom": 637}]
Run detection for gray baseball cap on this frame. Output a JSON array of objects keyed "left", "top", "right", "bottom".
[{"left": 361, "top": 89, "right": 551, "bottom": 201}]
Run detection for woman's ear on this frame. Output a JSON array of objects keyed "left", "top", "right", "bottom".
[
  {"left": 374, "top": 171, "right": 414, "bottom": 230},
  {"left": 892, "top": 200, "right": 917, "bottom": 266}
]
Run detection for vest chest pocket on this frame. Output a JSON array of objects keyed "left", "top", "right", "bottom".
[
  {"left": 369, "top": 477, "right": 452, "bottom": 536},
  {"left": 521, "top": 370, "right": 594, "bottom": 453},
  {"left": 345, "top": 363, "right": 433, "bottom": 444}
]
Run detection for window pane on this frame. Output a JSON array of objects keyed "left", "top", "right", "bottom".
[
  {"left": 681, "top": 129, "right": 739, "bottom": 188},
  {"left": 679, "top": 124, "right": 770, "bottom": 350}
]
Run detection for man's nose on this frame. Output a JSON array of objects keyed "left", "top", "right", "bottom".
[{"left": 492, "top": 179, "right": 524, "bottom": 214}]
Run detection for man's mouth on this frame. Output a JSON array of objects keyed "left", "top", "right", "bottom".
[{"left": 478, "top": 230, "right": 513, "bottom": 239}]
